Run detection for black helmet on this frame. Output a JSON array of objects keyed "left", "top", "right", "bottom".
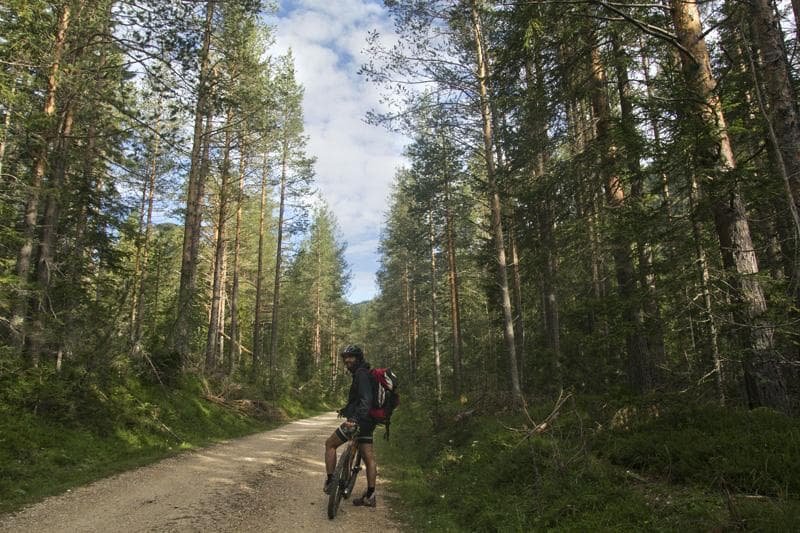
[{"left": 340, "top": 344, "right": 364, "bottom": 359}]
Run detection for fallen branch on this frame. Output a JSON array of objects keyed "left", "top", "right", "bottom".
[
  {"left": 624, "top": 469, "right": 650, "bottom": 483},
  {"left": 204, "top": 393, "right": 233, "bottom": 408},
  {"left": 514, "top": 390, "right": 572, "bottom": 444},
  {"left": 218, "top": 330, "right": 253, "bottom": 355},
  {"left": 453, "top": 408, "right": 476, "bottom": 423}
]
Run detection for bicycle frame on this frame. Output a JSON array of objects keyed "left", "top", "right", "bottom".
[{"left": 328, "top": 431, "right": 363, "bottom": 519}]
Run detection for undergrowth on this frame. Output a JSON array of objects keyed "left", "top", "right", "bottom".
[
  {"left": 0, "top": 365, "right": 325, "bottom": 514},
  {"left": 377, "top": 395, "right": 800, "bottom": 532}
]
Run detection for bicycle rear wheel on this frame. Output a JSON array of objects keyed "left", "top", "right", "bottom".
[{"left": 327, "top": 443, "right": 354, "bottom": 519}]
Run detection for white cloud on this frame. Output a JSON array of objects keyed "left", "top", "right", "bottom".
[
  {"left": 271, "top": 0, "right": 407, "bottom": 302},
  {"left": 348, "top": 268, "right": 379, "bottom": 303}
]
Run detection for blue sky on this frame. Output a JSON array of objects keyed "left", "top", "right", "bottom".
[{"left": 270, "top": 0, "right": 407, "bottom": 303}]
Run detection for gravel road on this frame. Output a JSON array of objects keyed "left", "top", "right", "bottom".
[{"left": 0, "top": 412, "right": 401, "bottom": 532}]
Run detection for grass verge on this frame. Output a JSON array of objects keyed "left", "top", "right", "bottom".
[{"left": 0, "top": 369, "right": 326, "bottom": 514}]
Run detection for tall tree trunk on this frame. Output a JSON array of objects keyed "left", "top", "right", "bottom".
[
  {"left": 14, "top": 4, "right": 71, "bottom": 351},
  {"left": 330, "top": 315, "right": 338, "bottom": 392},
  {"left": 131, "top": 105, "right": 162, "bottom": 356},
  {"left": 269, "top": 138, "right": 289, "bottom": 384},
  {"left": 253, "top": 153, "right": 268, "bottom": 371},
  {"left": 612, "top": 34, "right": 666, "bottom": 386},
  {"left": 217, "top": 229, "right": 228, "bottom": 366},
  {"left": 469, "top": 0, "right": 522, "bottom": 403},
  {"left": 176, "top": 0, "right": 215, "bottom": 360},
  {"left": 640, "top": 42, "right": 674, "bottom": 219},
  {"left": 313, "top": 244, "right": 322, "bottom": 368},
  {"left": 588, "top": 35, "right": 652, "bottom": 392},
  {"left": 227, "top": 132, "right": 246, "bottom": 374},
  {"left": 526, "top": 52, "right": 561, "bottom": 374},
  {"left": 508, "top": 227, "right": 525, "bottom": 388},
  {"left": 689, "top": 175, "right": 725, "bottom": 403},
  {"left": 27, "top": 103, "right": 75, "bottom": 366},
  {"left": 205, "top": 111, "right": 233, "bottom": 371},
  {"left": 539, "top": 197, "right": 561, "bottom": 366},
  {"left": 403, "top": 262, "right": 417, "bottom": 383},
  {"left": 411, "top": 285, "right": 419, "bottom": 382},
  {"left": 788, "top": 0, "right": 800, "bottom": 43},
  {"left": 443, "top": 176, "right": 464, "bottom": 396},
  {"left": 672, "top": 0, "right": 790, "bottom": 413},
  {"left": 428, "top": 211, "right": 443, "bottom": 400},
  {"left": 571, "top": 98, "right": 604, "bottom": 340},
  {"left": 130, "top": 152, "right": 150, "bottom": 341},
  {"left": 0, "top": 84, "right": 13, "bottom": 181},
  {"left": 744, "top": 0, "right": 800, "bottom": 235}
]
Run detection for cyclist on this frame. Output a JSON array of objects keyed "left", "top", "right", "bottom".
[{"left": 323, "top": 344, "right": 378, "bottom": 507}]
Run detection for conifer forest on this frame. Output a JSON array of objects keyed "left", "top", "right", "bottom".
[{"left": 1, "top": 0, "right": 800, "bottom": 525}]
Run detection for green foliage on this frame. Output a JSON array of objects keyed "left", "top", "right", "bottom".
[
  {"left": 594, "top": 401, "right": 800, "bottom": 497},
  {"left": 0, "top": 370, "right": 276, "bottom": 513},
  {"left": 378, "top": 396, "right": 800, "bottom": 532}
]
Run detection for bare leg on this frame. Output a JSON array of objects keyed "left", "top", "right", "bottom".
[
  {"left": 360, "top": 443, "right": 376, "bottom": 489},
  {"left": 325, "top": 432, "right": 344, "bottom": 475}
]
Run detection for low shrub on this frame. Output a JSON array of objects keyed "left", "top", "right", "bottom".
[
  {"left": 378, "top": 395, "right": 800, "bottom": 531},
  {"left": 594, "top": 402, "right": 800, "bottom": 497}
]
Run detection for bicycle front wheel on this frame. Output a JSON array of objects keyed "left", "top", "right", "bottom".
[
  {"left": 345, "top": 449, "right": 362, "bottom": 498},
  {"left": 327, "top": 444, "right": 354, "bottom": 519}
]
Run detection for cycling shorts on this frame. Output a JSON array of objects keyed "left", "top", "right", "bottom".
[{"left": 335, "top": 417, "right": 376, "bottom": 444}]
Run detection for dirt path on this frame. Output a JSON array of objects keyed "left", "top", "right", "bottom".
[{"left": 0, "top": 412, "right": 401, "bottom": 532}]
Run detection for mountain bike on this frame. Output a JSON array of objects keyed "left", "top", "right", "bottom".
[{"left": 327, "top": 427, "right": 363, "bottom": 520}]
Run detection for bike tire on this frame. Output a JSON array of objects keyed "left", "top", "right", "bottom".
[
  {"left": 345, "top": 449, "right": 361, "bottom": 498},
  {"left": 327, "top": 444, "right": 353, "bottom": 519}
]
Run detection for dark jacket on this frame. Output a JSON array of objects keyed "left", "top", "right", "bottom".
[{"left": 341, "top": 360, "right": 374, "bottom": 425}]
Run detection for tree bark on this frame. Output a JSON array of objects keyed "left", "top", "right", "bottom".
[
  {"left": 469, "top": 0, "right": 522, "bottom": 403},
  {"left": 330, "top": 315, "right": 338, "bottom": 392},
  {"left": 745, "top": 0, "right": 800, "bottom": 235},
  {"left": 612, "top": 34, "right": 666, "bottom": 388},
  {"left": 131, "top": 105, "right": 162, "bottom": 356},
  {"left": 226, "top": 131, "right": 246, "bottom": 374},
  {"left": 14, "top": 3, "right": 71, "bottom": 352},
  {"left": 443, "top": 174, "right": 464, "bottom": 396},
  {"left": 176, "top": 0, "right": 215, "bottom": 360},
  {"left": 411, "top": 285, "right": 419, "bottom": 381},
  {"left": 269, "top": 137, "right": 289, "bottom": 384},
  {"left": 588, "top": 35, "right": 652, "bottom": 392},
  {"left": 0, "top": 84, "right": 13, "bottom": 181},
  {"left": 689, "top": 175, "right": 725, "bottom": 403},
  {"left": 313, "top": 240, "right": 322, "bottom": 368},
  {"left": 525, "top": 53, "right": 561, "bottom": 374},
  {"left": 671, "top": 0, "right": 790, "bottom": 414},
  {"left": 402, "top": 262, "right": 417, "bottom": 382},
  {"left": 253, "top": 153, "right": 268, "bottom": 371},
  {"left": 788, "top": 0, "right": 800, "bottom": 41},
  {"left": 205, "top": 111, "right": 233, "bottom": 371},
  {"left": 428, "top": 211, "right": 443, "bottom": 400},
  {"left": 508, "top": 227, "right": 525, "bottom": 389},
  {"left": 27, "top": 100, "right": 75, "bottom": 366},
  {"left": 538, "top": 197, "right": 561, "bottom": 370}
]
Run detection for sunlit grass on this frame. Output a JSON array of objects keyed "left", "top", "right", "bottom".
[{"left": 0, "top": 371, "right": 322, "bottom": 514}]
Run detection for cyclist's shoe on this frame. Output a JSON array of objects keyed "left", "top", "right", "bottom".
[
  {"left": 323, "top": 478, "right": 334, "bottom": 495},
  {"left": 352, "top": 492, "right": 376, "bottom": 507}
]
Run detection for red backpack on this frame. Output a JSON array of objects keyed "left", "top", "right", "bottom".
[{"left": 366, "top": 368, "right": 400, "bottom": 438}]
